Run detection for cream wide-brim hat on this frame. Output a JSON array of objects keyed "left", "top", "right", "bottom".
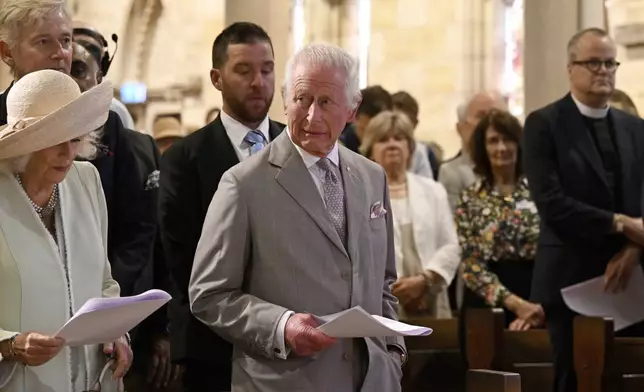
[{"left": 0, "top": 69, "right": 113, "bottom": 160}]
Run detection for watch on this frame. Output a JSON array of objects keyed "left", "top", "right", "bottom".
[
  {"left": 0, "top": 334, "right": 19, "bottom": 360},
  {"left": 614, "top": 214, "right": 625, "bottom": 233}
]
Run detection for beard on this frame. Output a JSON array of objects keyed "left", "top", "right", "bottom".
[{"left": 221, "top": 84, "right": 273, "bottom": 125}]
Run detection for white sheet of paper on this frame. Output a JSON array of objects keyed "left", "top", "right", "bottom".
[
  {"left": 316, "top": 306, "right": 432, "bottom": 338},
  {"left": 561, "top": 266, "right": 644, "bottom": 331},
  {"left": 56, "top": 289, "right": 171, "bottom": 346}
]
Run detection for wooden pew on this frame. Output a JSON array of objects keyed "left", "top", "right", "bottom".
[
  {"left": 402, "top": 316, "right": 464, "bottom": 392},
  {"left": 465, "top": 308, "right": 553, "bottom": 392},
  {"left": 574, "top": 316, "right": 644, "bottom": 392},
  {"left": 467, "top": 369, "right": 522, "bottom": 392}
]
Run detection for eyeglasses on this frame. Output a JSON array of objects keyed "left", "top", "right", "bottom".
[{"left": 572, "top": 60, "right": 621, "bottom": 73}]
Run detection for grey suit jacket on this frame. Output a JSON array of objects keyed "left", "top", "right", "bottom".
[
  {"left": 189, "top": 132, "right": 404, "bottom": 392},
  {"left": 438, "top": 152, "right": 477, "bottom": 211}
]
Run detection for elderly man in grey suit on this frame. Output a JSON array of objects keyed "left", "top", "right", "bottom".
[
  {"left": 439, "top": 91, "right": 506, "bottom": 211},
  {"left": 189, "top": 43, "right": 405, "bottom": 392}
]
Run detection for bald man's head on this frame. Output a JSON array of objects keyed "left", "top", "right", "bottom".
[{"left": 456, "top": 91, "right": 507, "bottom": 152}]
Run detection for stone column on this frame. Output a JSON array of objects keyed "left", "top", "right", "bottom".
[
  {"left": 225, "top": 0, "right": 291, "bottom": 123},
  {"left": 606, "top": 0, "right": 644, "bottom": 112},
  {"left": 523, "top": 0, "right": 605, "bottom": 114}
]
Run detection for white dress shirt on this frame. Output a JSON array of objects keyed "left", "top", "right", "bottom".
[
  {"left": 272, "top": 128, "right": 340, "bottom": 359},
  {"left": 220, "top": 109, "right": 271, "bottom": 160}
]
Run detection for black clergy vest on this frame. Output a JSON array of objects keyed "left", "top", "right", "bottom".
[{"left": 581, "top": 115, "right": 623, "bottom": 213}]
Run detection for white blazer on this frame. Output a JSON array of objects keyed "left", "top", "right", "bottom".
[
  {"left": 0, "top": 162, "right": 120, "bottom": 392},
  {"left": 393, "top": 172, "right": 461, "bottom": 318}
]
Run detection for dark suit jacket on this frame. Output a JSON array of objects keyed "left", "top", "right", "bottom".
[
  {"left": 126, "top": 131, "right": 172, "bottom": 346},
  {"left": 0, "top": 85, "right": 155, "bottom": 299},
  {"left": 159, "top": 115, "right": 285, "bottom": 365},
  {"left": 339, "top": 122, "right": 359, "bottom": 153},
  {"left": 90, "top": 113, "right": 157, "bottom": 298},
  {"left": 523, "top": 94, "right": 644, "bottom": 306}
]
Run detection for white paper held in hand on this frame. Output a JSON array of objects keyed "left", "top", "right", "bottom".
[
  {"left": 316, "top": 306, "right": 432, "bottom": 338},
  {"left": 561, "top": 266, "right": 644, "bottom": 331},
  {"left": 56, "top": 289, "right": 171, "bottom": 346}
]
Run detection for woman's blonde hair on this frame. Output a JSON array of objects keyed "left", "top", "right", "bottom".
[{"left": 359, "top": 110, "right": 416, "bottom": 168}]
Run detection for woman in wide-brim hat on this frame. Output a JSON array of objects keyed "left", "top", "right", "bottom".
[{"left": 0, "top": 69, "right": 132, "bottom": 392}]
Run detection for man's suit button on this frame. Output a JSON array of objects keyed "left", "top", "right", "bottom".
[
  {"left": 341, "top": 271, "right": 351, "bottom": 281},
  {"left": 343, "top": 352, "right": 351, "bottom": 360}
]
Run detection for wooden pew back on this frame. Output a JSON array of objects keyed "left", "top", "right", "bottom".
[
  {"left": 467, "top": 369, "right": 522, "bottom": 392},
  {"left": 465, "top": 308, "right": 553, "bottom": 392},
  {"left": 574, "top": 316, "right": 644, "bottom": 392},
  {"left": 404, "top": 317, "right": 460, "bottom": 352},
  {"left": 402, "top": 317, "right": 464, "bottom": 392}
]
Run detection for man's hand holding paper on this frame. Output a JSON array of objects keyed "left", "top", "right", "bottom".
[
  {"left": 604, "top": 243, "right": 641, "bottom": 293},
  {"left": 284, "top": 313, "right": 336, "bottom": 357}
]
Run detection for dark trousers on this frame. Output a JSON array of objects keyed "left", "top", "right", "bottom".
[
  {"left": 545, "top": 303, "right": 644, "bottom": 392},
  {"left": 182, "top": 359, "right": 231, "bottom": 392},
  {"left": 544, "top": 305, "right": 577, "bottom": 392}
]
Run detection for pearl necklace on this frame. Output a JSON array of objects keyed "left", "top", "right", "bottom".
[{"left": 15, "top": 174, "right": 59, "bottom": 219}]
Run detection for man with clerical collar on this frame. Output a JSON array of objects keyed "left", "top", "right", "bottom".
[{"left": 523, "top": 28, "right": 644, "bottom": 392}]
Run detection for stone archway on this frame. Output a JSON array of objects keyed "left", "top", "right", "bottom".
[{"left": 120, "top": 0, "right": 164, "bottom": 83}]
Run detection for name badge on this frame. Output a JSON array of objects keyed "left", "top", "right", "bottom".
[{"left": 515, "top": 199, "right": 537, "bottom": 213}]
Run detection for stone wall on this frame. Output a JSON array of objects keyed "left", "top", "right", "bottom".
[
  {"left": 368, "top": 0, "right": 477, "bottom": 156},
  {"left": 75, "top": 0, "right": 226, "bottom": 132},
  {"left": 0, "top": 0, "right": 534, "bottom": 151},
  {"left": 608, "top": 0, "right": 644, "bottom": 114}
]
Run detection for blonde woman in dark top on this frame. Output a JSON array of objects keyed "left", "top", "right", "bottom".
[{"left": 455, "top": 110, "right": 544, "bottom": 332}]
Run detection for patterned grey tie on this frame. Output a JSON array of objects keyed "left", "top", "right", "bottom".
[
  {"left": 316, "top": 158, "right": 347, "bottom": 246},
  {"left": 243, "top": 129, "right": 267, "bottom": 155}
]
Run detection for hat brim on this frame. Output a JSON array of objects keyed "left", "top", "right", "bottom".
[
  {"left": 0, "top": 81, "right": 113, "bottom": 160},
  {"left": 154, "top": 129, "right": 184, "bottom": 140}
]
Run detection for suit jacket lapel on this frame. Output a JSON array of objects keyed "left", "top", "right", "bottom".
[
  {"left": 271, "top": 134, "right": 349, "bottom": 258},
  {"left": 406, "top": 173, "right": 430, "bottom": 262},
  {"left": 197, "top": 115, "right": 239, "bottom": 208},
  {"left": 339, "top": 148, "right": 367, "bottom": 264},
  {"left": 610, "top": 109, "right": 635, "bottom": 201},
  {"left": 559, "top": 94, "right": 608, "bottom": 187},
  {"left": 268, "top": 120, "right": 283, "bottom": 141}
]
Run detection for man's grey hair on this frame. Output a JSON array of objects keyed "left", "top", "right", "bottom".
[
  {"left": 0, "top": 130, "right": 102, "bottom": 175},
  {"left": 567, "top": 27, "right": 611, "bottom": 63},
  {"left": 0, "top": 0, "right": 71, "bottom": 47},
  {"left": 283, "top": 42, "right": 361, "bottom": 109},
  {"left": 457, "top": 91, "right": 507, "bottom": 122}
]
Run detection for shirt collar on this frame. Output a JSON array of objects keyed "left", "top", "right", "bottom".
[
  {"left": 286, "top": 126, "right": 340, "bottom": 168},
  {"left": 220, "top": 109, "right": 270, "bottom": 148},
  {"left": 571, "top": 94, "right": 609, "bottom": 119}
]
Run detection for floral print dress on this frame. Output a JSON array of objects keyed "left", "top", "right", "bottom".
[{"left": 455, "top": 177, "right": 540, "bottom": 307}]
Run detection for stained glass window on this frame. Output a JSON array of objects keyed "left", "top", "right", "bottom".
[{"left": 501, "top": 0, "right": 524, "bottom": 118}]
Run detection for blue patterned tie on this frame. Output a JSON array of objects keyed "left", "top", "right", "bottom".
[
  {"left": 316, "top": 158, "right": 347, "bottom": 246},
  {"left": 244, "top": 130, "right": 268, "bottom": 155}
]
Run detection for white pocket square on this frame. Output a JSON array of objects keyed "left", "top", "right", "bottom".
[{"left": 370, "top": 201, "right": 387, "bottom": 219}]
